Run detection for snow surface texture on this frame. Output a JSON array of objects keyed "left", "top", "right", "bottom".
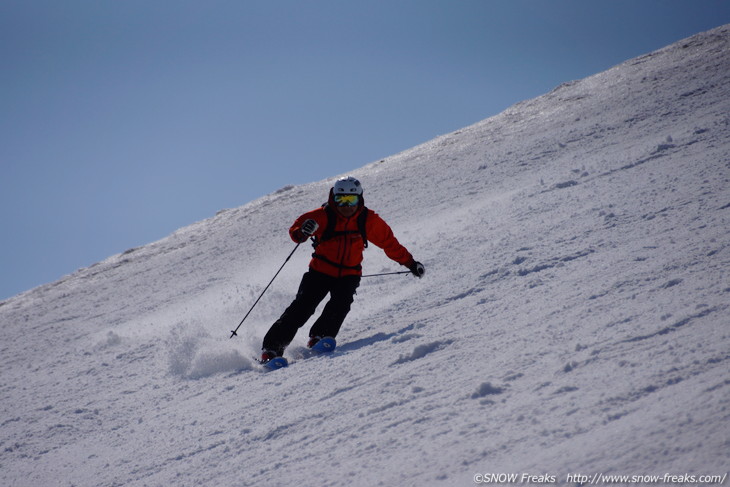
[{"left": 2, "top": 25, "right": 729, "bottom": 487}]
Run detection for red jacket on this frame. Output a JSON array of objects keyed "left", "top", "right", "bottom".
[{"left": 289, "top": 205, "right": 414, "bottom": 278}]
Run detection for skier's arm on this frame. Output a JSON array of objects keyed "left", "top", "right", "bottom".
[
  {"left": 366, "top": 211, "right": 414, "bottom": 266},
  {"left": 289, "top": 209, "right": 326, "bottom": 243},
  {"left": 366, "top": 211, "right": 425, "bottom": 278}
]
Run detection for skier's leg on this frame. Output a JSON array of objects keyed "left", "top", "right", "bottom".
[
  {"left": 308, "top": 275, "right": 360, "bottom": 339},
  {"left": 262, "top": 270, "right": 329, "bottom": 354}
]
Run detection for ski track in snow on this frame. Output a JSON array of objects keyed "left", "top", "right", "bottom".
[{"left": 2, "top": 24, "right": 730, "bottom": 487}]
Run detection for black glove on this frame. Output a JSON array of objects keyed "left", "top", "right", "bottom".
[
  {"left": 408, "top": 261, "right": 425, "bottom": 278},
  {"left": 301, "top": 219, "right": 319, "bottom": 236},
  {"left": 294, "top": 219, "right": 319, "bottom": 243}
]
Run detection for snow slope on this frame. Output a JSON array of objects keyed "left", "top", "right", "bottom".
[{"left": 2, "top": 24, "right": 729, "bottom": 487}]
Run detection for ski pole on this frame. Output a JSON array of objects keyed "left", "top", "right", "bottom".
[
  {"left": 230, "top": 243, "right": 301, "bottom": 338},
  {"left": 361, "top": 270, "right": 412, "bottom": 278}
]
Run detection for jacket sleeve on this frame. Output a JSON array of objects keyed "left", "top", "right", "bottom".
[
  {"left": 365, "top": 210, "right": 415, "bottom": 267},
  {"left": 289, "top": 208, "right": 327, "bottom": 243}
]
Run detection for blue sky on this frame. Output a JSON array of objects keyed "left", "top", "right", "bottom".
[{"left": 2, "top": 0, "right": 729, "bottom": 300}]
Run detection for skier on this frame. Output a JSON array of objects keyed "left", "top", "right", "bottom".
[{"left": 260, "top": 176, "right": 425, "bottom": 363}]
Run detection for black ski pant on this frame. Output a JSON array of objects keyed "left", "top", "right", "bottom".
[{"left": 262, "top": 270, "right": 360, "bottom": 354}]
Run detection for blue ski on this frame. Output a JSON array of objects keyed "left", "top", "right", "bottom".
[
  {"left": 261, "top": 356, "right": 288, "bottom": 370},
  {"left": 310, "top": 336, "right": 336, "bottom": 354}
]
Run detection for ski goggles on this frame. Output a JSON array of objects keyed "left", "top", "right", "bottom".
[{"left": 333, "top": 194, "right": 360, "bottom": 206}]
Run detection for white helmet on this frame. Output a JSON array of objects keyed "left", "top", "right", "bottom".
[{"left": 333, "top": 176, "right": 363, "bottom": 195}]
